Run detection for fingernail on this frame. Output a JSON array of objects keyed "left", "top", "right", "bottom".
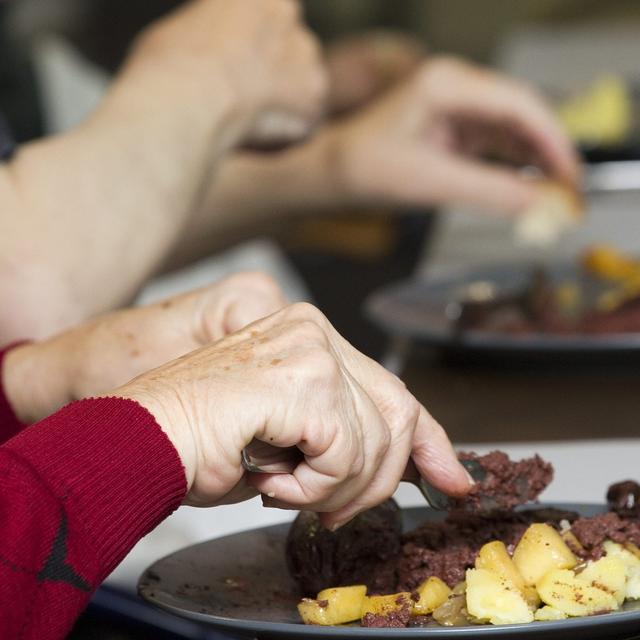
[
  {"left": 465, "top": 469, "right": 476, "bottom": 486},
  {"left": 267, "top": 492, "right": 276, "bottom": 498},
  {"left": 328, "top": 518, "right": 348, "bottom": 532}
]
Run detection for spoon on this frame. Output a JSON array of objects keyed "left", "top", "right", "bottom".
[{"left": 241, "top": 442, "right": 488, "bottom": 511}]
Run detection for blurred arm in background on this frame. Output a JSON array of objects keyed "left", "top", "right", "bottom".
[
  {"left": 0, "top": 0, "right": 326, "bottom": 343},
  {"left": 172, "top": 50, "right": 580, "bottom": 266}
]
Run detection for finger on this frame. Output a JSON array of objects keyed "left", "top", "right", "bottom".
[
  {"left": 421, "top": 59, "right": 580, "bottom": 186},
  {"left": 423, "top": 151, "right": 541, "bottom": 215},
  {"left": 249, "top": 377, "right": 389, "bottom": 512},
  {"left": 380, "top": 146, "right": 540, "bottom": 215},
  {"left": 411, "top": 404, "right": 472, "bottom": 497},
  {"left": 320, "top": 408, "right": 415, "bottom": 530},
  {"left": 224, "top": 288, "right": 288, "bottom": 334}
]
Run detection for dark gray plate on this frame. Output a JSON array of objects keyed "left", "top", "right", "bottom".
[
  {"left": 139, "top": 504, "right": 640, "bottom": 640},
  {"left": 364, "top": 263, "right": 640, "bottom": 354}
]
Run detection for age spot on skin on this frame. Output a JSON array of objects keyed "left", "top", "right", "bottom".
[
  {"left": 161, "top": 300, "right": 172, "bottom": 309},
  {"left": 270, "top": 358, "right": 282, "bottom": 366},
  {"left": 130, "top": 349, "right": 141, "bottom": 357}
]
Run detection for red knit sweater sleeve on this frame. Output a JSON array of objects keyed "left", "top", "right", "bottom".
[
  {"left": 0, "top": 344, "right": 27, "bottom": 443},
  {"left": 0, "top": 397, "right": 186, "bottom": 639}
]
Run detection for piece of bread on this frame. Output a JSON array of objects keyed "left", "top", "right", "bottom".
[{"left": 514, "top": 180, "right": 584, "bottom": 247}]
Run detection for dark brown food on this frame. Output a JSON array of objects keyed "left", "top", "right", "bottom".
[
  {"left": 289, "top": 472, "right": 640, "bottom": 629},
  {"left": 286, "top": 499, "right": 402, "bottom": 596},
  {"left": 607, "top": 480, "right": 640, "bottom": 517},
  {"left": 362, "top": 594, "right": 413, "bottom": 628},
  {"left": 463, "top": 267, "right": 640, "bottom": 336},
  {"left": 397, "top": 507, "right": 575, "bottom": 590},
  {"left": 449, "top": 451, "right": 553, "bottom": 512},
  {"left": 570, "top": 512, "right": 640, "bottom": 559}
]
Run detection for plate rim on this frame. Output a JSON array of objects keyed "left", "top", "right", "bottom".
[
  {"left": 364, "top": 261, "right": 640, "bottom": 353},
  {"left": 139, "top": 502, "right": 640, "bottom": 637}
]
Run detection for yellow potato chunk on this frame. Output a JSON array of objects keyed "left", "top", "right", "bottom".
[
  {"left": 523, "top": 586, "right": 542, "bottom": 610},
  {"left": 298, "top": 585, "right": 367, "bottom": 625},
  {"left": 465, "top": 568, "right": 534, "bottom": 625},
  {"left": 578, "top": 556, "right": 626, "bottom": 605},
  {"left": 512, "top": 524, "right": 578, "bottom": 586},
  {"left": 476, "top": 541, "right": 526, "bottom": 592},
  {"left": 604, "top": 540, "right": 640, "bottom": 600},
  {"left": 537, "top": 569, "right": 619, "bottom": 617},
  {"left": 412, "top": 577, "right": 452, "bottom": 615},
  {"left": 361, "top": 592, "right": 413, "bottom": 621},
  {"left": 534, "top": 605, "right": 568, "bottom": 621}
]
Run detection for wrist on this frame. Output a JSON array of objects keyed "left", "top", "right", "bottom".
[
  {"left": 315, "top": 123, "right": 365, "bottom": 211},
  {"left": 111, "top": 27, "right": 252, "bottom": 156},
  {"left": 3, "top": 340, "right": 74, "bottom": 424},
  {"left": 111, "top": 383, "right": 196, "bottom": 491}
]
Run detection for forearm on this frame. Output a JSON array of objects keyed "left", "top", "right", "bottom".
[
  {"left": 167, "top": 127, "right": 349, "bottom": 266},
  {"left": 0, "top": 39, "right": 239, "bottom": 342},
  {"left": 0, "top": 398, "right": 185, "bottom": 638}
]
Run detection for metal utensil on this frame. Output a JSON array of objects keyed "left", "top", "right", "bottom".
[{"left": 241, "top": 442, "right": 488, "bottom": 511}]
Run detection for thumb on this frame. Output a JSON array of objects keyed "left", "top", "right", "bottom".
[
  {"left": 223, "top": 285, "right": 288, "bottom": 335},
  {"left": 411, "top": 405, "right": 472, "bottom": 497}
]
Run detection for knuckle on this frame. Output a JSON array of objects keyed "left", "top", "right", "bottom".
[
  {"left": 417, "top": 56, "right": 466, "bottom": 94},
  {"left": 301, "top": 346, "right": 341, "bottom": 382},
  {"left": 284, "top": 302, "right": 331, "bottom": 331}
]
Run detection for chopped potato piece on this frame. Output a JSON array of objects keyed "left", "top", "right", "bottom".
[
  {"left": 625, "top": 542, "right": 640, "bottom": 560},
  {"left": 476, "top": 541, "right": 526, "bottom": 593},
  {"left": 513, "top": 524, "right": 578, "bottom": 586},
  {"left": 298, "top": 585, "right": 367, "bottom": 625},
  {"left": 626, "top": 567, "right": 640, "bottom": 600},
  {"left": 578, "top": 556, "right": 626, "bottom": 605},
  {"left": 412, "top": 577, "right": 452, "bottom": 615},
  {"left": 537, "top": 569, "right": 619, "bottom": 617},
  {"left": 465, "top": 568, "right": 533, "bottom": 625},
  {"left": 604, "top": 540, "right": 640, "bottom": 600},
  {"left": 361, "top": 592, "right": 413, "bottom": 620},
  {"left": 534, "top": 605, "right": 568, "bottom": 621},
  {"left": 523, "top": 586, "right": 542, "bottom": 610}
]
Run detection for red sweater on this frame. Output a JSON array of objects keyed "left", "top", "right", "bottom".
[{"left": 0, "top": 346, "right": 187, "bottom": 638}]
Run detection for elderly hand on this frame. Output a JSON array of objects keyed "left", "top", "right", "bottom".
[
  {"left": 113, "top": 302, "right": 472, "bottom": 528},
  {"left": 131, "top": 0, "right": 328, "bottom": 146},
  {"left": 3, "top": 272, "right": 287, "bottom": 424},
  {"left": 327, "top": 57, "right": 580, "bottom": 215}
]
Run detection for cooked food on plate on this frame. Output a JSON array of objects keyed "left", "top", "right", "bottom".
[
  {"left": 289, "top": 452, "right": 640, "bottom": 628},
  {"left": 459, "top": 246, "right": 640, "bottom": 335}
]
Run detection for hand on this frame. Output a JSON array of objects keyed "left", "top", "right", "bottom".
[
  {"left": 325, "top": 31, "right": 424, "bottom": 115},
  {"left": 114, "top": 302, "right": 472, "bottom": 528},
  {"left": 3, "top": 272, "right": 287, "bottom": 424},
  {"left": 132, "top": 0, "right": 328, "bottom": 146},
  {"left": 327, "top": 57, "right": 580, "bottom": 215}
]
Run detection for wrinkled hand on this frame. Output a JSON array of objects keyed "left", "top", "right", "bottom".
[
  {"left": 135, "top": 0, "right": 328, "bottom": 145},
  {"left": 328, "top": 57, "right": 580, "bottom": 215},
  {"left": 4, "top": 272, "right": 286, "bottom": 423},
  {"left": 115, "top": 303, "right": 472, "bottom": 529}
]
